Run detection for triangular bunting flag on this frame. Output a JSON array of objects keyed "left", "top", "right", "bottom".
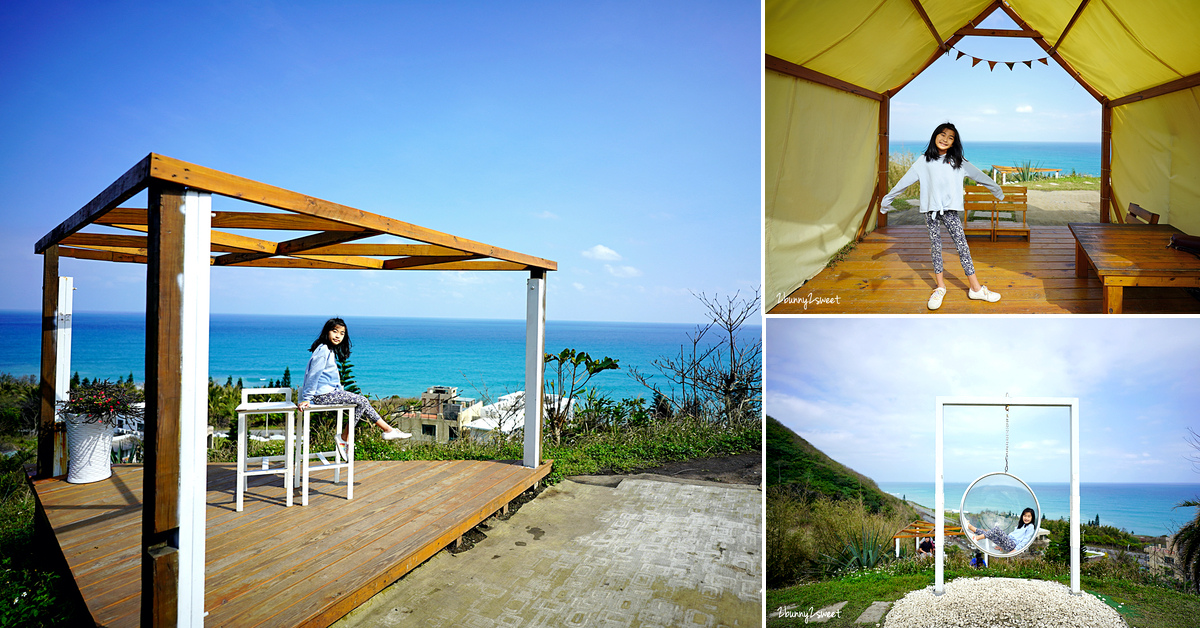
[
  {"left": 988, "top": 60, "right": 997, "bottom": 71},
  {"left": 957, "top": 51, "right": 966, "bottom": 60},
  {"left": 1038, "top": 58, "right": 1050, "bottom": 65},
  {"left": 1006, "top": 62, "right": 1015, "bottom": 70},
  {"left": 972, "top": 57, "right": 982, "bottom": 67},
  {"left": 1024, "top": 60, "right": 1033, "bottom": 68}
]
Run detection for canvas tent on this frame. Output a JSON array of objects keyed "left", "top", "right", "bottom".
[{"left": 765, "top": 0, "right": 1200, "bottom": 309}]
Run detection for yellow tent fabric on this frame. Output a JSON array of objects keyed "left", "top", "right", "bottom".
[
  {"left": 766, "top": 72, "right": 878, "bottom": 308},
  {"left": 765, "top": 0, "right": 1200, "bottom": 309}
]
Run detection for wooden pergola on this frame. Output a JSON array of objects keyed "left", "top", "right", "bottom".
[
  {"left": 33, "top": 153, "right": 557, "bottom": 626},
  {"left": 892, "top": 520, "right": 964, "bottom": 557}
]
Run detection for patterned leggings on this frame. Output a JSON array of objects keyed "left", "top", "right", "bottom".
[
  {"left": 979, "top": 526, "right": 1017, "bottom": 553},
  {"left": 924, "top": 211, "right": 976, "bottom": 276},
  {"left": 310, "top": 389, "right": 383, "bottom": 425}
]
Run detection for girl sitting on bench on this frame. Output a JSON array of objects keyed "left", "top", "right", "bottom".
[{"left": 298, "top": 317, "right": 410, "bottom": 454}]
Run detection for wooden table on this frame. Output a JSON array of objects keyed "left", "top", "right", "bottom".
[{"left": 1068, "top": 223, "right": 1200, "bottom": 313}]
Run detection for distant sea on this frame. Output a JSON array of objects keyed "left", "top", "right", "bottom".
[
  {"left": 878, "top": 481, "right": 1199, "bottom": 538},
  {"left": 0, "top": 311, "right": 758, "bottom": 402},
  {"left": 891, "top": 141, "right": 1101, "bottom": 177}
]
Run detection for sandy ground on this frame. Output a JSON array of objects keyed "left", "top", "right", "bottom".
[{"left": 885, "top": 189, "right": 1101, "bottom": 226}]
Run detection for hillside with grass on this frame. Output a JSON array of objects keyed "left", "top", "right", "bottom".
[{"left": 766, "top": 415, "right": 905, "bottom": 514}]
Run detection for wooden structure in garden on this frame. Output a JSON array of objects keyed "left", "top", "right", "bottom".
[
  {"left": 32, "top": 153, "right": 557, "bottom": 626},
  {"left": 766, "top": 0, "right": 1200, "bottom": 313}
]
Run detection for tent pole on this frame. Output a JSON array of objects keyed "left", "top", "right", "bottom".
[
  {"left": 1101, "top": 104, "right": 1113, "bottom": 222},
  {"left": 1109, "top": 71, "right": 1200, "bottom": 107}
]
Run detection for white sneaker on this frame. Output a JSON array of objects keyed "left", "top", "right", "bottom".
[
  {"left": 382, "top": 428, "right": 411, "bottom": 440},
  {"left": 968, "top": 286, "right": 1001, "bottom": 302},
  {"left": 927, "top": 287, "right": 947, "bottom": 310}
]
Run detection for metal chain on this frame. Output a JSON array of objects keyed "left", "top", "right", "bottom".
[{"left": 1004, "top": 395, "right": 1010, "bottom": 473}]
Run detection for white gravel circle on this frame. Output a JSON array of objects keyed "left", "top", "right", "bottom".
[{"left": 885, "top": 577, "right": 1127, "bottom": 628}]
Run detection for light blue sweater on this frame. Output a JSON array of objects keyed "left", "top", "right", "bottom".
[
  {"left": 300, "top": 344, "right": 342, "bottom": 402},
  {"left": 881, "top": 155, "right": 1003, "bottom": 214}
]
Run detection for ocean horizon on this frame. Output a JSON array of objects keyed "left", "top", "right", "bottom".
[
  {"left": 0, "top": 310, "right": 760, "bottom": 403},
  {"left": 891, "top": 140, "right": 1101, "bottom": 177},
  {"left": 878, "top": 481, "right": 1199, "bottom": 538}
]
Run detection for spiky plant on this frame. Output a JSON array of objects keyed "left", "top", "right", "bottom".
[{"left": 1171, "top": 499, "right": 1200, "bottom": 593}]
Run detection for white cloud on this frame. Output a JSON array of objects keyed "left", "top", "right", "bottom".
[
  {"left": 982, "top": 108, "right": 998, "bottom": 115},
  {"left": 536, "top": 211, "right": 559, "bottom": 220},
  {"left": 605, "top": 264, "right": 642, "bottom": 278},
  {"left": 1016, "top": 105, "right": 1033, "bottom": 113},
  {"left": 572, "top": 282, "right": 585, "bottom": 291},
  {"left": 582, "top": 245, "right": 622, "bottom": 261}
]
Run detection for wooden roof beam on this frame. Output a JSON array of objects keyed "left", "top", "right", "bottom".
[
  {"left": 147, "top": 154, "right": 557, "bottom": 271},
  {"left": 908, "top": 0, "right": 944, "bottom": 49},
  {"left": 383, "top": 254, "right": 484, "bottom": 270},
  {"left": 765, "top": 54, "right": 884, "bottom": 101},
  {"left": 888, "top": 0, "right": 1004, "bottom": 96},
  {"left": 1109, "top": 71, "right": 1200, "bottom": 107},
  {"left": 58, "top": 246, "right": 147, "bottom": 264},
  {"left": 35, "top": 156, "right": 150, "bottom": 253},
  {"left": 955, "top": 28, "right": 1041, "bottom": 37},
  {"left": 211, "top": 230, "right": 375, "bottom": 267},
  {"left": 997, "top": 1, "right": 1106, "bottom": 103},
  {"left": 1052, "top": 0, "right": 1092, "bottom": 53}
]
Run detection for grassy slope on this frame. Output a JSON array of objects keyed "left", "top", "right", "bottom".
[{"left": 766, "top": 415, "right": 904, "bottom": 514}]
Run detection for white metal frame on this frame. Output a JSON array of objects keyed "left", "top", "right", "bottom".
[
  {"left": 234, "top": 388, "right": 298, "bottom": 511},
  {"left": 936, "top": 396, "right": 1079, "bottom": 595},
  {"left": 299, "top": 403, "right": 358, "bottom": 506}
]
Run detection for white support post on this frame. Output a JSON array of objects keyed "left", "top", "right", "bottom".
[
  {"left": 935, "top": 399, "right": 944, "bottom": 594},
  {"left": 934, "top": 396, "right": 1080, "bottom": 597},
  {"left": 53, "top": 277, "right": 73, "bottom": 476},
  {"left": 523, "top": 271, "right": 546, "bottom": 469},
  {"left": 177, "top": 190, "right": 211, "bottom": 626},
  {"left": 1070, "top": 399, "right": 1081, "bottom": 595}
]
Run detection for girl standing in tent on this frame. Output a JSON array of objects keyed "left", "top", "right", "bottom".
[
  {"left": 881, "top": 122, "right": 1004, "bottom": 310},
  {"left": 298, "top": 317, "right": 410, "bottom": 455}
]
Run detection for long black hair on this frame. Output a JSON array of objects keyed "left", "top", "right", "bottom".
[
  {"left": 923, "top": 122, "right": 964, "bottom": 169},
  {"left": 1017, "top": 507, "right": 1036, "bottom": 529},
  {"left": 309, "top": 317, "right": 351, "bottom": 362}
]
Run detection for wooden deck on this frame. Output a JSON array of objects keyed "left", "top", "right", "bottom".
[
  {"left": 32, "top": 459, "right": 553, "bottom": 627},
  {"left": 770, "top": 225, "right": 1200, "bottom": 314}
]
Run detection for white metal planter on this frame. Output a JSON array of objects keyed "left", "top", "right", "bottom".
[{"left": 65, "top": 415, "right": 114, "bottom": 484}]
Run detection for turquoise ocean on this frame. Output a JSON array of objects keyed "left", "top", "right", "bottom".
[
  {"left": 890, "top": 141, "right": 1102, "bottom": 177},
  {"left": 0, "top": 311, "right": 759, "bottom": 402},
  {"left": 878, "top": 481, "right": 1199, "bottom": 537}
]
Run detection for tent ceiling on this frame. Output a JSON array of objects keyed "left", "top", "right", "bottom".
[{"left": 766, "top": 0, "right": 1200, "bottom": 102}]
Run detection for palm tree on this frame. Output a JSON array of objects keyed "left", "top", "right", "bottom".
[{"left": 1173, "top": 499, "right": 1200, "bottom": 593}]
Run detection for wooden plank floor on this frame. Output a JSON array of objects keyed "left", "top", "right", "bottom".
[
  {"left": 770, "top": 225, "right": 1200, "bottom": 314},
  {"left": 32, "top": 459, "right": 553, "bottom": 628}
]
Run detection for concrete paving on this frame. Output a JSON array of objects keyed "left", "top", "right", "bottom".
[{"left": 334, "top": 476, "right": 762, "bottom": 627}]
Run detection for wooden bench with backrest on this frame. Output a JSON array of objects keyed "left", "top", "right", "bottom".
[
  {"left": 964, "top": 185, "right": 1029, "bottom": 241},
  {"left": 1124, "top": 202, "right": 1160, "bottom": 225}
]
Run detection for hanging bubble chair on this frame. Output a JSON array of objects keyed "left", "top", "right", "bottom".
[{"left": 959, "top": 471, "right": 1041, "bottom": 557}]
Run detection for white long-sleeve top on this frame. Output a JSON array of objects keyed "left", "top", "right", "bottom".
[{"left": 881, "top": 155, "right": 1003, "bottom": 215}]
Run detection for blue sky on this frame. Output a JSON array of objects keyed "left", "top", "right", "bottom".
[
  {"left": 890, "top": 11, "right": 1100, "bottom": 143},
  {"left": 767, "top": 318, "right": 1200, "bottom": 485},
  {"left": 0, "top": 1, "right": 759, "bottom": 324}
]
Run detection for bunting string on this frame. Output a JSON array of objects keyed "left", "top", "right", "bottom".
[{"left": 947, "top": 45, "right": 1051, "bottom": 71}]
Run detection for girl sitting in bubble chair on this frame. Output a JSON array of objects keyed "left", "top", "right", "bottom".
[{"left": 965, "top": 507, "right": 1037, "bottom": 554}]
